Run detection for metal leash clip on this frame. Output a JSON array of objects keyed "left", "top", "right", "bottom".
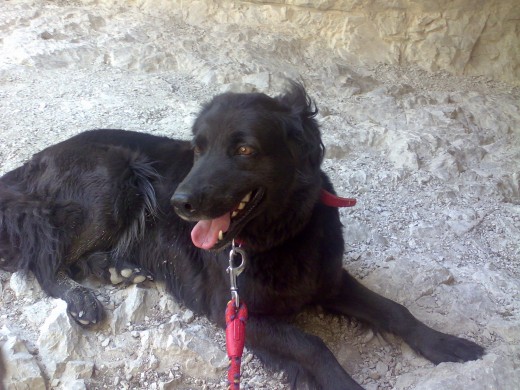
[{"left": 227, "top": 240, "right": 247, "bottom": 308}]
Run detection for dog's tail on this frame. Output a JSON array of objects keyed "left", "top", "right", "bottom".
[
  {"left": 0, "top": 181, "right": 78, "bottom": 284},
  {"left": 111, "top": 155, "right": 161, "bottom": 259}
]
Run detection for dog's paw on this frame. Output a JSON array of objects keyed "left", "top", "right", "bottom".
[
  {"left": 108, "top": 264, "right": 153, "bottom": 285},
  {"left": 65, "top": 286, "right": 104, "bottom": 326},
  {"left": 413, "top": 328, "right": 485, "bottom": 364}
]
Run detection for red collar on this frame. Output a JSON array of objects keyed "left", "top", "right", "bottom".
[{"left": 320, "top": 189, "right": 356, "bottom": 207}]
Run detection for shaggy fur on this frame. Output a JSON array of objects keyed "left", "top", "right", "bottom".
[{"left": 0, "top": 83, "right": 483, "bottom": 389}]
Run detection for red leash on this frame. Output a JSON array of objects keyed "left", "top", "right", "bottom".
[
  {"left": 223, "top": 190, "right": 356, "bottom": 389},
  {"left": 226, "top": 243, "right": 248, "bottom": 389},
  {"left": 225, "top": 299, "right": 248, "bottom": 389}
]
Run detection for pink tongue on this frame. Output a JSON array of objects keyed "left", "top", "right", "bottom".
[{"left": 191, "top": 213, "right": 231, "bottom": 250}]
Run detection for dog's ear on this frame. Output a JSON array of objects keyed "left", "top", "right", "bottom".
[{"left": 276, "top": 81, "right": 325, "bottom": 170}]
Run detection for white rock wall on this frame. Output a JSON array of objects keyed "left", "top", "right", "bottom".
[{"left": 128, "top": 0, "right": 520, "bottom": 83}]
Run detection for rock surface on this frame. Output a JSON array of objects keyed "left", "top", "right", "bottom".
[
  {"left": 180, "top": 0, "right": 520, "bottom": 83},
  {"left": 0, "top": 1, "right": 519, "bottom": 389}
]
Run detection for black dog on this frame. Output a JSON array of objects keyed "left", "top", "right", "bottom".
[{"left": 0, "top": 83, "right": 483, "bottom": 388}]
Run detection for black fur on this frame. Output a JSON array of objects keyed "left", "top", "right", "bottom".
[{"left": 0, "top": 83, "right": 483, "bottom": 388}]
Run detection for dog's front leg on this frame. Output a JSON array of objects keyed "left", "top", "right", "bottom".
[
  {"left": 246, "top": 317, "right": 364, "bottom": 390},
  {"left": 321, "top": 269, "right": 484, "bottom": 364}
]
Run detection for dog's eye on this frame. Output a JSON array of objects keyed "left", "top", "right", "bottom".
[
  {"left": 193, "top": 146, "right": 202, "bottom": 155},
  {"left": 236, "top": 146, "right": 254, "bottom": 156}
]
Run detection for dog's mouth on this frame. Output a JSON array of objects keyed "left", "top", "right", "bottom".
[{"left": 190, "top": 188, "right": 264, "bottom": 250}]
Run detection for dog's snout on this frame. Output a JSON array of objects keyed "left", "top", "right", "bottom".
[{"left": 171, "top": 191, "right": 197, "bottom": 216}]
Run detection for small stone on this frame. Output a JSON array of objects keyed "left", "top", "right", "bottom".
[
  {"left": 182, "top": 309, "right": 194, "bottom": 323},
  {"left": 376, "top": 361, "right": 388, "bottom": 376},
  {"left": 369, "top": 371, "right": 381, "bottom": 380},
  {"left": 362, "top": 329, "right": 375, "bottom": 343}
]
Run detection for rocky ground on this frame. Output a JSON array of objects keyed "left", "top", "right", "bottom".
[{"left": 0, "top": 1, "right": 519, "bottom": 389}]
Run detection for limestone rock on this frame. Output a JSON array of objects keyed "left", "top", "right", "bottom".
[
  {"left": 232, "top": 0, "right": 520, "bottom": 83},
  {"left": 135, "top": 319, "right": 227, "bottom": 380},
  {"left": 395, "top": 349, "right": 520, "bottom": 390},
  {"left": 111, "top": 285, "right": 160, "bottom": 333},
  {"left": 37, "top": 301, "right": 95, "bottom": 377},
  {"left": 9, "top": 272, "right": 42, "bottom": 300},
  {"left": 0, "top": 327, "right": 46, "bottom": 390},
  {"left": 2, "top": 1, "right": 517, "bottom": 83}
]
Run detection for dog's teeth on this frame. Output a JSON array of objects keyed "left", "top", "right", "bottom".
[
  {"left": 218, "top": 230, "right": 224, "bottom": 241},
  {"left": 230, "top": 191, "right": 252, "bottom": 220}
]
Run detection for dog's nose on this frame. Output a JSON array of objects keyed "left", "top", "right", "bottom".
[{"left": 171, "top": 191, "right": 197, "bottom": 216}]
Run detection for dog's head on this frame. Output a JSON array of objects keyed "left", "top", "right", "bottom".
[{"left": 171, "top": 82, "right": 324, "bottom": 251}]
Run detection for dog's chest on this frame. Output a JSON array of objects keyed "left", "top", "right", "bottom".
[{"left": 237, "top": 247, "right": 326, "bottom": 315}]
